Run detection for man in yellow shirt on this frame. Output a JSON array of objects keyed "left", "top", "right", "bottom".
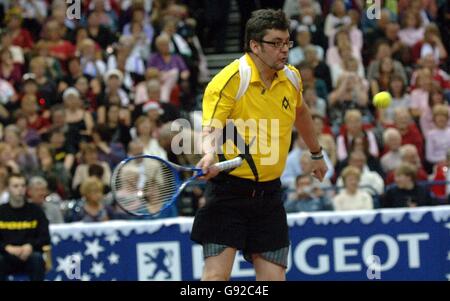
[{"left": 191, "top": 9, "right": 327, "bottom": 281}]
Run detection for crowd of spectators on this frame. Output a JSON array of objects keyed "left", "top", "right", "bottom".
[{"left": 0, "top": 0, "right": 449, "bottom": 223}]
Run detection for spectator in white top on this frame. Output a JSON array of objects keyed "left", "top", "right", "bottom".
[
  {"left": 324, "top": 0, "right": 351, "bottom": 47},
  {"left": 398, "top": 10, "right": 425, "bottom": 47},
  {"left": 336, "top": 150, "right": 384, "bottom": 196},
  {"left": 0, "top": 78, "right": 17, "bottom": 122},
  {"left": 28, "top": 177, "right": 63, "bottom": 224},
  {"left": 106, "top": 36, "right": 146, "bottom": 90},
  {"left": 381, "top": 128, "right": 403, "bottom": 174},
  {"left": 160, "top": 15, "right": 192, "bottom": 58},
  {"left": 0, "top": 29, "right": 24, "bottom": 65},
  {"left": 288, "top": 25, "right": 324, "bottom": 66},
  {"left": 416, "top": 23, "right": 448, "bottom": 64},
  {"left": 79, "top": 38, "right": 106, "bottom": 79},
  {"left": 122, "top": 5, "right": 155, "bottom": 44},
  {"left": 17, "top": 0, "right": 47, "bottom": 24},
  {"left": 281, "top": 138, "right": 334, "bottom": 190},
  {"left": 133, "top": 116, "right": 167, "bottom": 160},
  {"left": 332, "top": 166, "right": 373, "bottom": 211}
]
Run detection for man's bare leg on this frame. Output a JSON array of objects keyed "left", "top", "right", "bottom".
[
  {"left": 202, "top": 247, "right": 237, "bottom": 281},
  {"left": 253, "top": 254, "right": 286, "bottom": 281}
]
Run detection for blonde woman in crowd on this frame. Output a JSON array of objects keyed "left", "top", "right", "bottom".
[{"left": 332, "top": 166, "right": 373, "bottom": 211}]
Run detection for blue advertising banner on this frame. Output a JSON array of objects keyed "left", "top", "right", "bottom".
[{"left": 46, "top": 206, "right": 450, "bottom": 281}]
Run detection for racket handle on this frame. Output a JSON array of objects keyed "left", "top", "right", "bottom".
[{"left": 214, "top": 157, "right": 243, "bottom": 171}]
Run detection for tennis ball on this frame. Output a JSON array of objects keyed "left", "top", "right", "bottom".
[{"left": 373, "top": 91, "right": 392, "bottom": 109}]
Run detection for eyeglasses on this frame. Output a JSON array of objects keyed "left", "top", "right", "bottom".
[{"left": 259, "top": 40, "right": 294, "bottom": 49}]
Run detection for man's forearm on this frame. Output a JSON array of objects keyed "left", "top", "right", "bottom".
[
  {"left": 201, "top": 126, "right": 222, "bottom": 155},
  {"left": 294, "top": 105, "right": 321, "bottom": 153}
]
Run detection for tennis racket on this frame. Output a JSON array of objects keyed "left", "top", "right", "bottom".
[{"left": 111, "top": 155, "right": 243, "bottom": 217}]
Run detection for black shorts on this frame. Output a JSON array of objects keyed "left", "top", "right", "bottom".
[{"left": 191, "top": 173, "right": 290, "bottom": 258}]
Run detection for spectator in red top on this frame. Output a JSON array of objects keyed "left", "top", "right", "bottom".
[
  {"left": 43, "top": 20, "right": 76, "bottom": 64},
  {"left": 392, "top": 107, "right": 425, "bottom": 161},
  {"left": 0, "top": 48, "right": 22, "bottom": 90},
  {"left": 20, "top": 94, "right": 50, "bottom": 136},
  {"left": 410, "top": 54, "right": 450, "bottom": 91},
  {"left": 411, "top": 23, "right": 447, "bottom": 64},
  {"left": 4, "top": 7, "right": 34, "bottom": 52}
]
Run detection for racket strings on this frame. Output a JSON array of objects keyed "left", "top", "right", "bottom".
[{"left": 114, "top": 159, "right": 179, "bottom": 214}]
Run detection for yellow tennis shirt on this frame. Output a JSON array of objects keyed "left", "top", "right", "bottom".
[{"left": 202, "top": 53, "right": 303, "bottom": 182}]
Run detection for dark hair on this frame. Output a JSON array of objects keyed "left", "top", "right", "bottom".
[
  {"left": 244, "top": 9, "right": 290, "bottom": 52},
  {"left": 93, "top": 124, "right": 112, "bottom": 143},
  {"left": 297, "top": 61, "right": 313, "bottom": 71},
  {"left": 388, "top": 74, "right": 406, "bottom": 96},
  {"left": 395, "top": 162, "right": 417, "bottom": 181},
  {"left": 88, "top": 163, "right": 104, "bottom": 179},
  {"left": 7, "top": 172, "right": 26, "bottom": 186},
  {"left": 427, "top": 85, "right": 444, "bottom": 108}
]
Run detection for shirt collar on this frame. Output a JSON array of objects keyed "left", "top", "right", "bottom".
[{"left": 245, "top": 53, "right": 288, "bottom": 85}]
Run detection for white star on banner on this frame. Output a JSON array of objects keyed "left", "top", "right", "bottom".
[
  {"left": 90, "top": 262, "right": 106, "bottom": 278},
  {"left": 81, "top": 273, "right": 91, "bottom": 281},
  {"left": 84, "top": 239, "right": 105, "bottom": 259},
  {"left": 55, "top": 255, "right": 76, "bottom": 277},
  {"left": 108, "top": 253, "right": 120, "bottom": 265},
  {"left": 72, "top": 232, "right": 84, "bottom": 242},
  {"left": 105, "top": 232, "right": 121, "bottom": 245}
]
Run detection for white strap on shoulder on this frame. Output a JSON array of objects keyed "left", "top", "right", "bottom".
[
  {"left": 283, "top": 66, "right": 301, "bottom": 92},
  {"left": 236, "top": 55, "right": 251, "bottom": 100},
  {"left": 236, "top": 56, "right": 300, "bottom": 100}
]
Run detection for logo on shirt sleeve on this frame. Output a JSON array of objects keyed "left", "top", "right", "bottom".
[{"left": 282, "top": 97, "right": 291, "bottom": 110}]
